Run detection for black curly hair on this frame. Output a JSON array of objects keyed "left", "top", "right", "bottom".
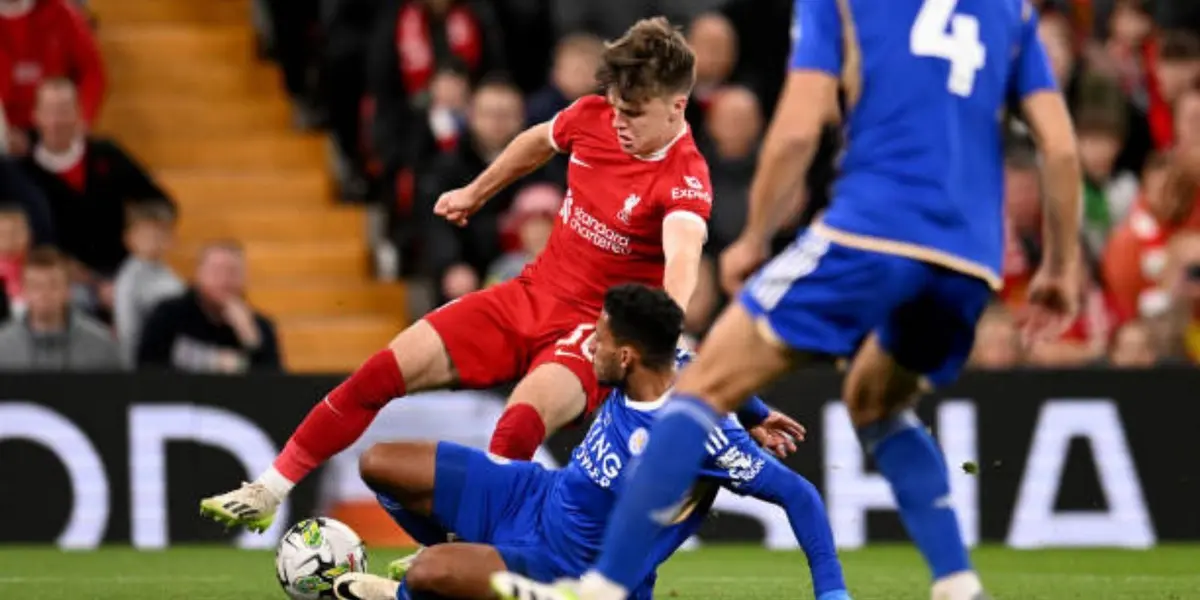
[{"left": 602, "top": 283, "right": 683, "bottom": 369}]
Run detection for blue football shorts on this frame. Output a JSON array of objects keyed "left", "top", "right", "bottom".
[{"left": 739, "top": 230, "right": 992, "bottom": 386}]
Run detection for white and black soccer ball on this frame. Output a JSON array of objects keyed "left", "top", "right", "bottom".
[{"left": 275, "top": 517, "right": 369, "bottom": 600}]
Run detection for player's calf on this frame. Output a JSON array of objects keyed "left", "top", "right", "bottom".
[{"left": 845, "top": 336, "right": 981, "bottom": 597}]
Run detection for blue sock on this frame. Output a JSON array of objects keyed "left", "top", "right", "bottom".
[
  {"left": 753, "top": 461, "right": 846, "bottom": 597},
  {"left": 376, "top": 493, "right": 449, "bottom": 547},
  {"left": 858, "top": 410, "right": 971, "bottom": 580},
  {"left": 593, "top": 394, "right": 720, "bottom": 590},
  {"left": 396, "top": 577, "right": 450, "bottom": 600}
]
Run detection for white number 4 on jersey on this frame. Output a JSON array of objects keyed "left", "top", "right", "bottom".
[{"left": 910, "top": 0, "right": 987, "bottom": 98}]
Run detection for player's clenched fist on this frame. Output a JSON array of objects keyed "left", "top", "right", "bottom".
[
  {"left": 434, "top": 186, "right": 483, "bottom": 227},
  {"left": 719, "top": 236, "right": 769, "bottom": 295}
]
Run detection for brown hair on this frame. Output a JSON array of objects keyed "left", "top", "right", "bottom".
[
  {"left": 24, "top": 246, "right": 68, "bottom": 272},
  {"left": 37, "top": 76, "right": 77, "bottom": 98},
  {"left": 1074, "top": 107, "right": 1126, "bottom": 139},
  {"left": 126, "top": 201, "right": 178, "bottom": 226},
  {"left": 0, "top": 203, "right": 27, "bottom": 220},
  {"left": 1143, "top": 150, "right": 1172, "bottom": 174},
  {"left": 596, "top": 17, "right": 695, "bottom": 103},
  {"left": 1159, "top": 30, "right": 1200, "bottom": 62}
]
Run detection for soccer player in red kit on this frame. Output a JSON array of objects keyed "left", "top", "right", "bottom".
[{"left": 200, "top": 17, "right": 712, "bottom": 532}]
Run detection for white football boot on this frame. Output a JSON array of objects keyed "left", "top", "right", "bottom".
[
  {"left": 198, "top": 482, "right": 280, "bottom": 533},
  {"left": 333, "top": 573, "right": 400, "bottom": 600}
]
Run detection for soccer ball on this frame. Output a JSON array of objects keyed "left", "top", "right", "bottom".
[{"left": 275, "top": 517, "right": 369, "bottom": 600}]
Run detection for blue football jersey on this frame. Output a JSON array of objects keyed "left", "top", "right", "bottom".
[
  {"left": 791, "top": 0, "right": 1056, "bottom": 287},
  {"left": 538, "top": 352, "right": 774, "bottom": 580}
]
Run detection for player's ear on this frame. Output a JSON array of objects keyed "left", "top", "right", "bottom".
[
  {"left": 619, "top": 345, "right": 636, "bottom": 370},
  {"left": 671, "top": 94, "right": 688, "bottom": 116}
]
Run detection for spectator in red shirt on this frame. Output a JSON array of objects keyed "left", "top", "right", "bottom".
[
  {"left": 0, "top": 0, "right": 105, "bottom": 156},
  {"left": 368, "top": 0, "right": 505, "bottom": 192},
  {"left": 1102, "top": 150, "right": 1200, "bottom": 322}
]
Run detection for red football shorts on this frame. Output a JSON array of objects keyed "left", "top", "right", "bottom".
[{"left": 423, "top": 278, "right": 609, "bottom": 416}]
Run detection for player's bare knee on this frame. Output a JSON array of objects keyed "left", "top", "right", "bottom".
[
  {"left": 844, "top": 364, "right": 916, "bottom": 427},
  {"left": 358, "top": 442, "right": 434, "bottom": 501},
  {"left": 388, "top": 320, "right": 456, "bottom": 393},
  {"left": 404, "top": 548, "right": 456, "bottom": 592},
  {"left": 357, "top": 443, "right": 395, "bottom": 491}
]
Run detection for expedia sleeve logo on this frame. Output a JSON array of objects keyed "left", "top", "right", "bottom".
[{"left": 670, "top": 175, "right": 711, "bottom": 203}]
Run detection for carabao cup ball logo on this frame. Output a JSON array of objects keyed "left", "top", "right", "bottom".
[{"left": 299, "top": 519, "right": 324, "bottom": 548}]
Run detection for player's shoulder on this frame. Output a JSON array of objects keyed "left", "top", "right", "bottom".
[
  {"left": 564, "top": 94, "right": 612, "bottom": 120},
  {"left": 657, "top": 130, "right": 712, "bottom": 194},
  {"left": 669, "top": 128, "right": 709, "bottom": 171}
]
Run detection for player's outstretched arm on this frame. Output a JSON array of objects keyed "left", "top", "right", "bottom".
[
  {"left": 471, "top": 122, "right": 558, "bottom": 199},
  {"left": 746, "top": 461, "right": 849, "bottom": 600},
  {"left": 437, "top": 122, "right": 558, "bottom": 224}
]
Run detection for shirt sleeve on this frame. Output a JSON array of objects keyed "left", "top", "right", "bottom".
[
  {"left": 1011, "top": 1, "right": 1058, "bottom": 98},
  {"left": 662, "top": 152, "right": 713, "bottom": 225},
  {"left": 736, "top": 396, "right": 771, "bottom": 428},
  {"left": 699, "top": 419, "right": 771, "bottom": 494},
  {"left": 548, "top": 96, "right": 595, "bottom": 154},
  {"left": 788, "top": 0, "right": 843, "bottom": 76}
]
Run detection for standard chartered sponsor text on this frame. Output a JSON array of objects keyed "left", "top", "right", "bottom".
[{"left": 570, "top": 207, "right": 632, "bottom": 255}]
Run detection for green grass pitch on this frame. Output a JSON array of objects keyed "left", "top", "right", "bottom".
[{"left": 1, "top": 545, "right": 1198, "bottom": 599}]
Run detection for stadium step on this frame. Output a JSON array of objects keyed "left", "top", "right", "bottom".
[
  {"left": 103, "top": 61, "right": 280, "bottom": 97},
  {"left": 98, "top": 25, "right": 255, "bottom": 63},
  {"left": 158, "top": 170, "right": 331, "bottom": 208},
  {"left": 90, "top": 0, "right": 249, "bottom": 25},
  {"left": 100, "top": 97, "right": 291, "bottom": 137},
  {"left": 248, "top": 281, "right": 407, "bottom": 319},
  {"left": 278, "top": 316, "right": 407, "bottom": 373},
  {"left": 176, "top": 208, "right": 366, "bottom": 243},
  {"left": 169, "top": 241, "right": 370, "bottom": 281},
  {"left": 124, "top": 136, "right": 326, "bottom": 171},
  {"left": 93, "top": 0, "right": 393, "bottom": 373}
]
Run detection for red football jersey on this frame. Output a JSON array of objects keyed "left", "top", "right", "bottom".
[{"left": 519, "top": 95, "right": 713, "bottom": 310}]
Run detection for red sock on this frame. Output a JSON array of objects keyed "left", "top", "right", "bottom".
[
  {"left": 488, "top": 403, "right": 547, "bottom": 460},
  {"left": 274, "top": 350, "right": 406, "bottom": 482}
]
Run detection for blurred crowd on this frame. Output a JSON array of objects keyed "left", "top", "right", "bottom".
[
  {"left": 0, "top": 0, "right": 1198, "bottom": 374},
  {"left": 0, "top": 0, "right": 281, "bottom": 373}
]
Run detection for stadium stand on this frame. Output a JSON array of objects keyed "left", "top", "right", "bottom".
[
  {"left": 0, "top": 0, "right": 1196, "bottom": 374},
  {"left": 89, "top": 0, "right": 407, "bottom": 373}
]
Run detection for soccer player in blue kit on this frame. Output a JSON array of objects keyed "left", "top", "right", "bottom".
[
  {"left": 330, "top": 284, "right": 850, "bottom": 600},
  {"left": 493, "top": 1, "right": 1083, "bottom": 600}
]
